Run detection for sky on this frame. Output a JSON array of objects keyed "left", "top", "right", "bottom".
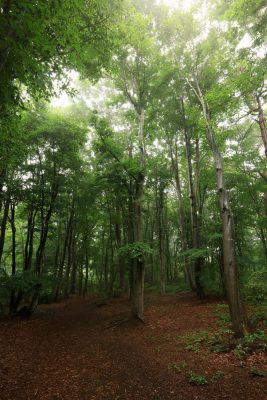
[
  {"left": 157, "top": 0, "right": 196, "bottom": 10},
  {"left": 50, "top": 71, "right": 78, "bottom": 108}
]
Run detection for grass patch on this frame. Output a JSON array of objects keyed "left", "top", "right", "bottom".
[
  {"left": 233, "top": 330, "right": 267, "bottom": 359},
  {"left": 168, "top": 362, "right": 188, "bottom": 373},
  {"left": 169, "top": 366, "right": 225, "bottom": 386},
  {"left": 211, "top": 370, "right": 225, "bottom": 382},
  {"left": 250, "top": 367, "right": 267, "bottom": 377},
  {"left": 176, "top": 330, "right": 233, "bottom": 353},
  {"left": 175, "top": 328, "right": 267, "bottom": 358},
  {"left": 187, "top": 372, "right": 208, "bottom": 386},
  {"left": 176, "top": 330, "right": 209, "bottom": 352}
]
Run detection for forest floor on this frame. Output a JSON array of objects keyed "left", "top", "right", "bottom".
[{"left": 0, "top": 292, "right": 267, "bottom": 400}]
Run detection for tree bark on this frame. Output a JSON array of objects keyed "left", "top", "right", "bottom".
[
  {"left": 181, "top": 100, "right": 204, "bottom": 298},
  {"left": 131, "top": 108, "right": 145, "bottom": 320},
  {"left": 115, "top": 212, "right": 124, "bottom": 290},
  {"left": 9, "top": 200, "right": 16, "bottom": 314},
  {"left": 256, "top": 93, "right": 267, "bottom": 158},
  {"left": 24, "top": 208, "right": 37, "bottom": 271},
  {"left": 54, "top": 203, "right": 74, "bottom": 301},
  {"left": 157, "top": 181, "right": 166, "bottom": 295},
  {"left": 64, "top": 217, "right": 75, "bottom": 297},
  {"left": 192, "top": 78, "right": 250, "bottom": 337},
  {"left": 35, "top": 184, "right": 59, "bottom": 274},
  {"left": 0, "top": 195, "right": 10, "bottom": 265},
  {"left": 83, "top": 237, "right": 90, "bottom": 297},
  {"left": 70, "top": 233, "right": 78, "bottom": 294},
  {"left": 169, "top": 135, "right": 196, "bottom": 290}
]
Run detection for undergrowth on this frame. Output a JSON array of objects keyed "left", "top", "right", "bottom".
[{"left": 168, "top": 362, "right": 225, "bottom": 386}]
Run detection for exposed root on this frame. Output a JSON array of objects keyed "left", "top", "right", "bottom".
[
  {"left": 107, "top": 314, "right": 145, "bottom": 330},
  {"left": 106, "top": 317, "right": 130, "bottom": 329}
]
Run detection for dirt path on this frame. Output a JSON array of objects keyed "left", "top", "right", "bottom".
[{"left": 0, "top": 294, "right": 266, "bottom": 400}]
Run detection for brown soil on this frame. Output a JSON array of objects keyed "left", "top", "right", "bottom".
[{"left": 0, "top": 293, "right": 266, "bottom": 400}]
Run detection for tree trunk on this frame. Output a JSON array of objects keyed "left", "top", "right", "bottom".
[
  {"left": 115, "top": 214, "right": 124, "bottom": 290},
  {"left": 256, "top": 93, "right": 267, "bottom": 158},
  {"left": 157, "top": 181, "right": 166, "bottom": 295},
  {"left": 193, "top": 78, "right": 250, "bottom": 337},
  {"left": 131, "top": 108, "right": 145, "bottom": 320},
  {"left": 127, "top": 192, "right": 135, "bottom": 300},
  {"left": 9, "top": 200, "right": 16, "bottom": 314},
  {"left": 35, "top": 186, "right": 58, "bottom": 274},
  {"left": 64, "top": 218, "right": 74, "bottom": 297},
  {"left": 24, "top": 208, "right": 37, "bottom": 271},
  {"left": 70, "top": 233, "right": 78, "bottom": 294},
  {"left": 182, "top": 100, "right": 204, "bottom": 298},
  {"left": 165, "top": 217, "right": 172, "bottom": 282},
  {"left": 169, "top": 136, "right": 196, "bottom": 290},
  {"left": 0, "top": 168, "right": 7, "bottom": 213},
  {"left": 54, "top": 204, "right": 74, "bottom": 301},
  {"left": 0, "top": 195, "right": 10, "bottom": 265},
  {"left": 255, "top": 93, "right": 267, "bottom": 216},
  {"left": 83, "top": 239, "right": 90, "bottom": 297}
]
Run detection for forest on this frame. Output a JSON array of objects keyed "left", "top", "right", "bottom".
[{"left": 0, "top": 0, "right": 266, "bottom": 399}]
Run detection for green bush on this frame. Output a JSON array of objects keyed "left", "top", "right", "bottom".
[
  {"left": 243, "top": 270, "right": 267, "bottom": 303},
  {"left": 0, "top": 269, "right": 59, "bottom": 315}
]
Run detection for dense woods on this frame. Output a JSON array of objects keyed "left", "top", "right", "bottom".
[{"left": 0, "top": 0, "right": 266, "bottom": 346}]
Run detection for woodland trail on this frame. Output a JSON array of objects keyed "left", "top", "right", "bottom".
[{"left": 0, "top": 294, "right": 266, "bottom": 400}]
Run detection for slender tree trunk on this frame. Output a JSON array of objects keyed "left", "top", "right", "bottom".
[
  {"left": 254, "top": 93, "right": 267, "bottom": 214},
  {"left": 115, "top": 213, "right": 124, "bottom": 290},
  {"left": 103, "top": 233, "right": 110, "bottom": 294},
  {"left": 24, "top": 208, "right": 37, "bottom": 271},
  {"left": 259, "top": 226, "right": 267, "bottom": 262},
  {"left": 181, "top": 100, "right": 204, "bottom": 298},
  {"left": 54, "top": 204, "right": 74, "bottom": 301},
  {"left": 79, "top": 261, "right": 83, "bottom": 296},
  {"left": 9, "top": 200, "right": 16, "bottom": 314},
  {"left": 192, "top": 78, "right": 250, "bottom": 337},
  {"left": 0, "top": 168, "right": 7, "bottom": 213},
  {"left": 70, "top": 233, "right": 78, "bottom": 294},
  {"left": 169, "top": 136, "right": 196, "bottom": 290},
  {"left": 64, "top": 219, "right": 74, "bottom": 297},
  {"left": 165, "top": 217, "right": 172, "bottom": 283},
  {"left": 83, "top": 239, "right": 90, "bottom": 297},
  {"left": 53, "top": 238, "right": 61, "bottom": 278},
  {"left": 127, "top": 135, "right": 135, "bottom": 300},
  {"left": 9, "top": 201, "right": 16, "bottom": 272},
  {"left": 0, "top": 195, "right": 10, "bottom": 264},
  {"left": 128, "top": 193, "right": 134, "bottom": 300},
  {"left": 256, "top": 93, "right": 267, "bottom": 158},
  {"left": 131, "top": 108, "right": 145, "bottom": 320},
  {"left": 108, "top": 210, "right": 116, "bottom": 296},
  {"left": 35, "top": 186, "right": 58, "bottom": 274},
  {"left": 157, "top": 182, "right": 166, "bottom": 295}
]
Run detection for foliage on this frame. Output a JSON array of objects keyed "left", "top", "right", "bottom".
[
  {"left": 118, "top": 242, "right": 153, "bottom": 262},
  {"left": 243, "top": 271, "right": 267, "bottom": 302},
  {"left": 0, "top": 0, "right": 266, "bottom": 332},
  {"left": 168, "top": 362, "right": 188, "bottom": 373},
  {"left": 176, "top": 331, "right": 210, "bottom": 352},
  {"left": 250, "top": 367, "right": 267, "bottom": 377},
  {"left": 232, "top": 330, "right": 267, "bottom": 358},
  {"left": 0, "top": 269, "right": 59, "bottom": 313},
  {"left": 187, "top": 372, "right": 208, "bottom": 386},
  {"left": 210, "top": 370, "right": 225, "bottom": 382}
]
